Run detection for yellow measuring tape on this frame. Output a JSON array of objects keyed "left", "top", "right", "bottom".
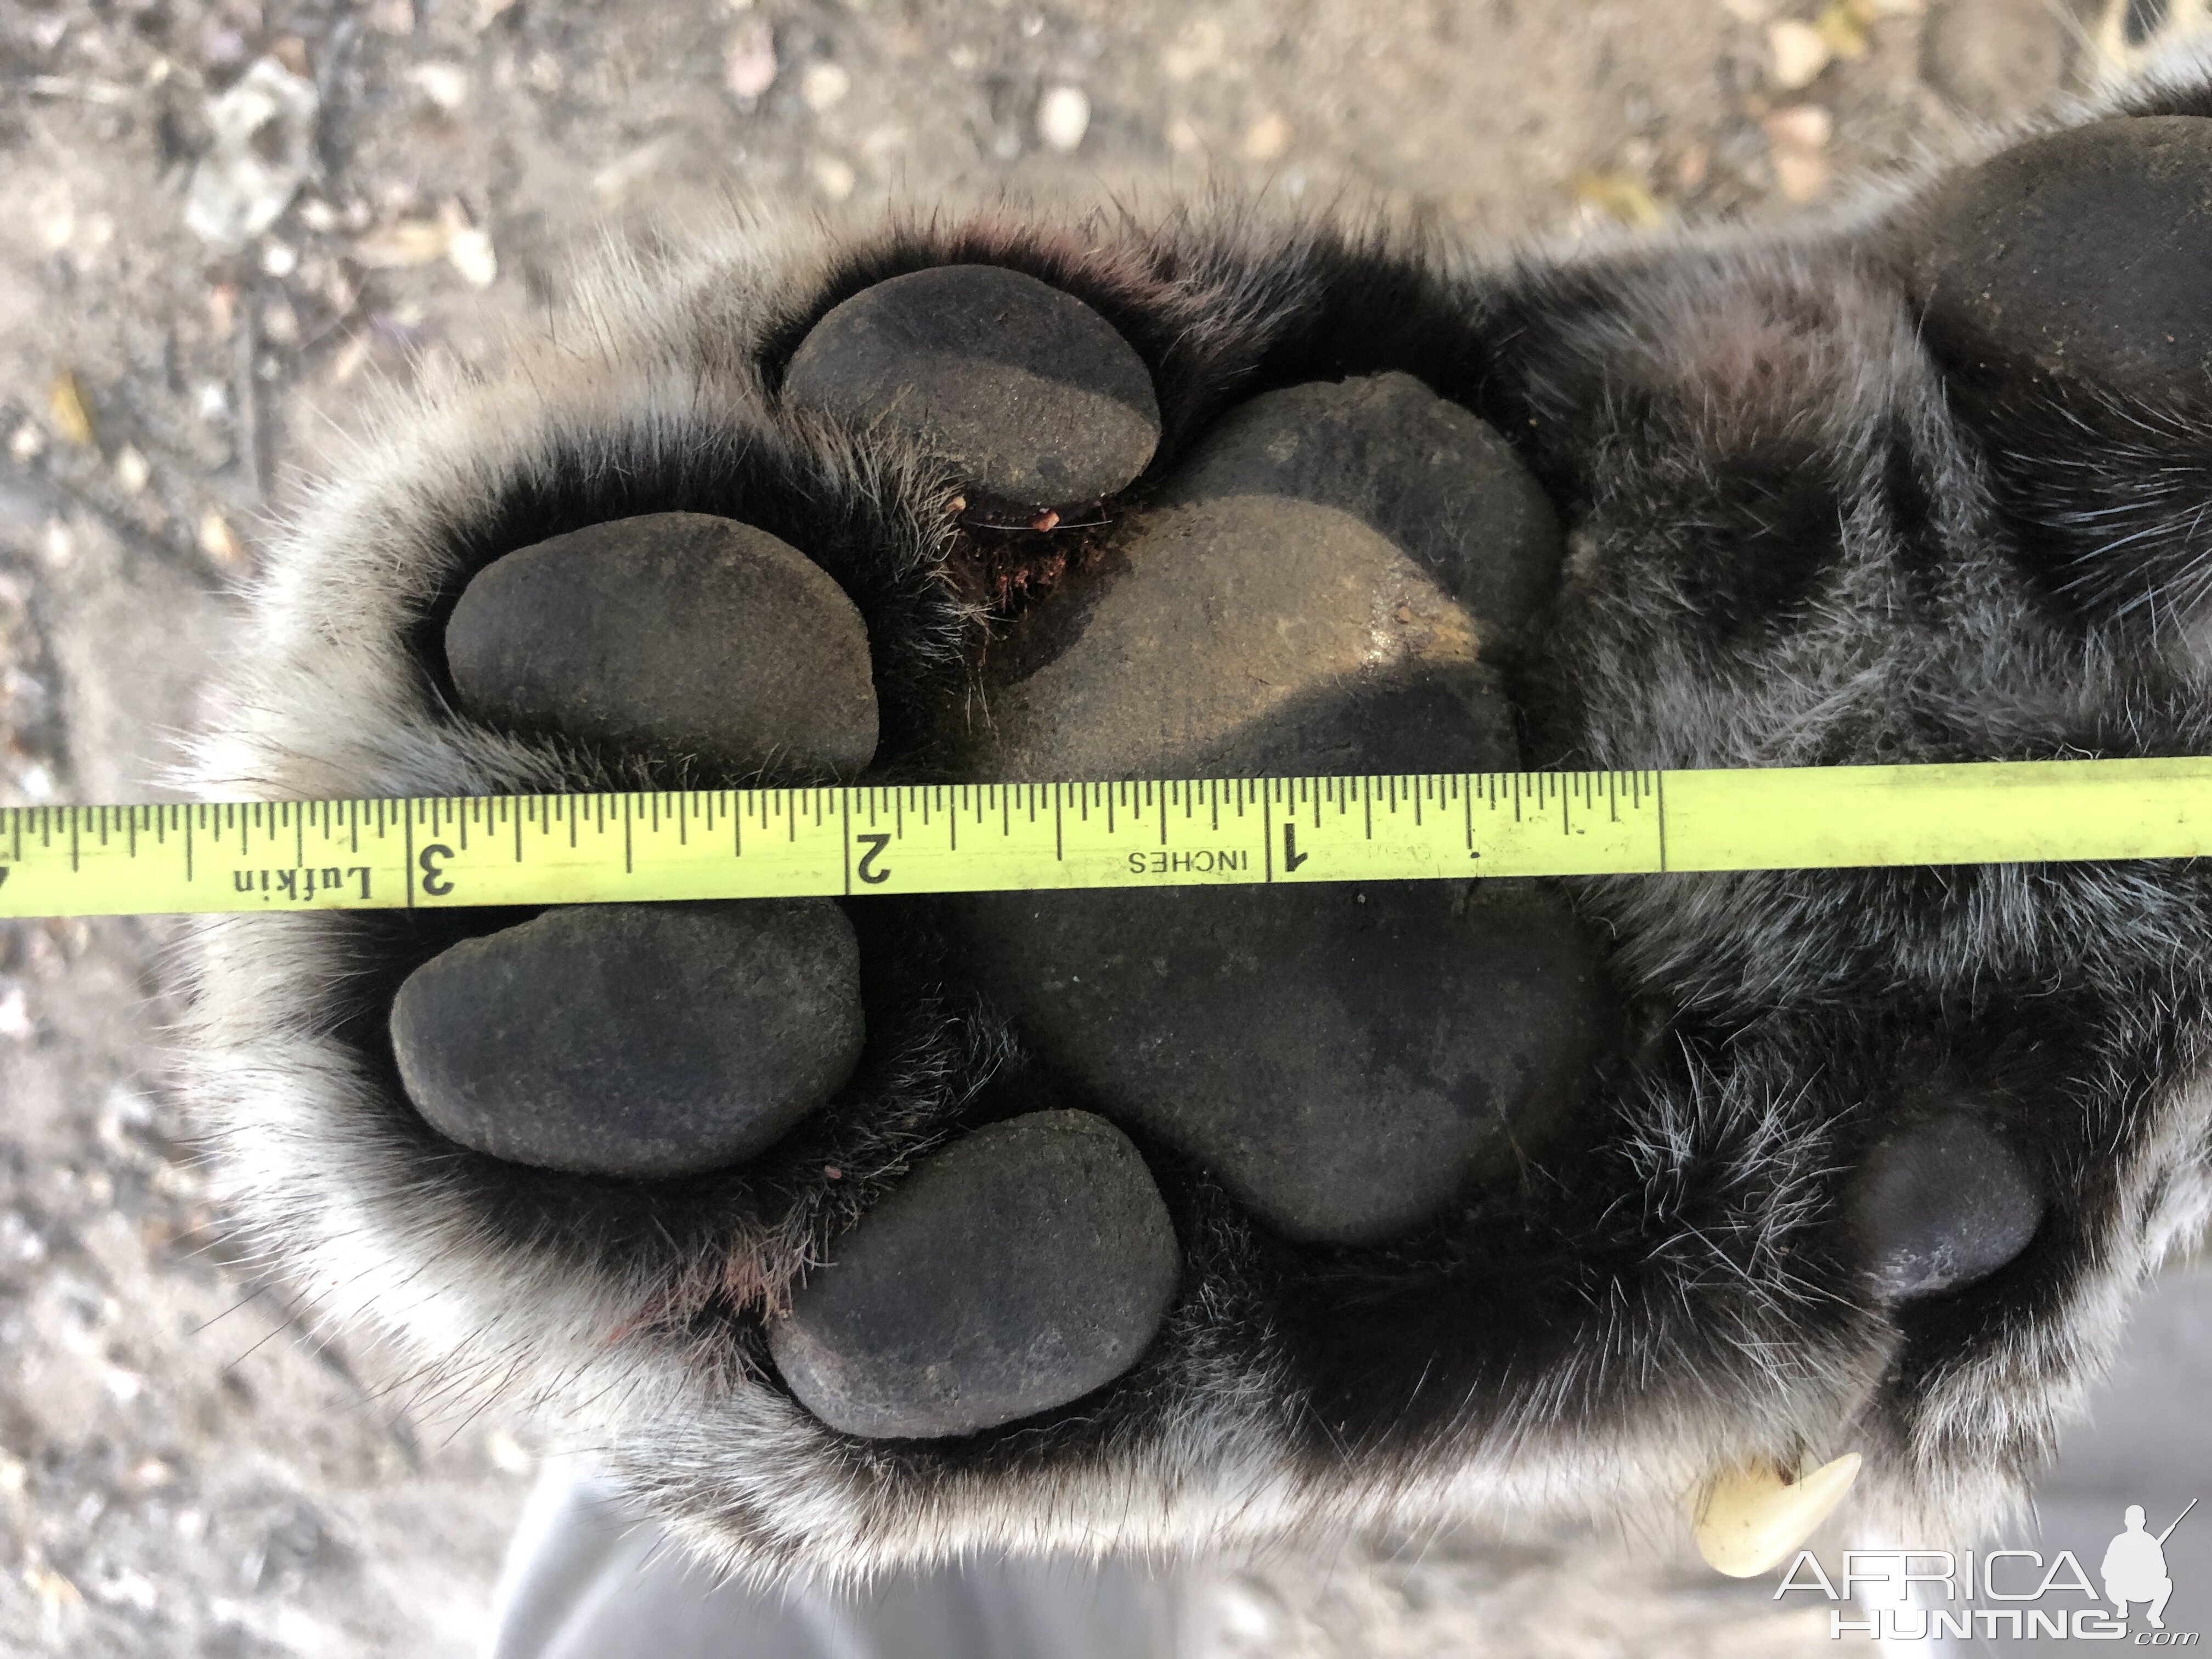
[{"left": 1, "top": 757, "right": 2208, "bottom": 919}]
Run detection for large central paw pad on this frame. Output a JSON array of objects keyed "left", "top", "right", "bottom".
[
  {"left": 391, "top": 266, "right": 1620, "bottom": 1437},
  {"left": 952, "top": 374, "right": 1612, "bottom": 1244}
]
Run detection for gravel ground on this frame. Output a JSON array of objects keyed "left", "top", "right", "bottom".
[{"left": 0, "top": 1, "right": 2186, "bottom": 1654}]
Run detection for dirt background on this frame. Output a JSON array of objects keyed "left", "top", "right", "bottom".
[{"left": 0, "top": 0, "right": 2190, "bottom": 1654}]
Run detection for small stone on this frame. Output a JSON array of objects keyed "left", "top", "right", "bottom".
[
  {"left": 1241, "top": 112, "right": 1293, "bottom": 162},
  {"left": 113, "top": 445, "right": 150, "bottom": 495},
  {"left": 1846, "top": 1112, "right": 2044, "bottom": 1301},
  {"left": 769, "top": 1111, "right": 1178, "bottom": 1438},
  {"left": 952, "top": 377, "right": 1607, "bottom": 1243},
  {"left": 1912, "top": 119, "right": 2212, "bottom": 407},
  {"left": 441, "top": 200, "right": 496, "bottom": 289},
  {"left": 407, "top": 61, "right": 470, "bottom": 112},
  {"left": 445, "top": 512, "right": 877, "bottom": 782},
  {"left": 1037, "top": 85, "right": 1091, "bottom": 153},
  {"left": 183, "top": 58, "right": 320, "bottom": 253},
  {"left": 1921, "top": 0, "right": 2072, "bottom": 123},
  {"left": 782, "top": 266, "right": 1160, "bottom": 508},
  {"left": 198, "top": 510, "right": 245, "bottom": 570},
  {"left": 447, "top": 224, "right": 498, "bottom": 289},
  {"left": 391, "top": 901, "right": 864, "bottom": 1178},
  {"left": 724, "top": 19, "right": 776, "bottom": 100},
  {"left": 1765, "top": 106, "right": 1833, "bottom": 206},
  {"left": 1768, "top": 19, "right": 1832, "bottom": 89},
  {"left": 809, "top": 155, "right": 857, "bottom": 203},
  {"left": 353, "top": 219, "right": 449, "bottom": 269},
  {"left": 1764, "top": 104, "right": 1834, "bottom": 154},
  {"left": 801, "top": 61, "right": 850, "bottom": 112}
]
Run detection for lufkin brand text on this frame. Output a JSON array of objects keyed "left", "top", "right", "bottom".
[{"left": 1777, "top": 1551, "right": 2199, "bottom": 1643}]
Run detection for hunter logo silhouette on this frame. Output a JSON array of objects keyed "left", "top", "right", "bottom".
[{"left": 2103, "top": 1499, "right": 2195, "bottom": 1629}]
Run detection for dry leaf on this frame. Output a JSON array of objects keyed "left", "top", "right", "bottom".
[
  {"left": 353, "top": 219, "right": 450, "bottom": 268},
  {"left": 1815, "top": 1, "right": 1871, "bottom": 60},
  {"left": 47, "top": 371, "right": 94, "bottom": 448},
  {"left": 1572, "top": 172, "right": 1667, "bottom": 230}
]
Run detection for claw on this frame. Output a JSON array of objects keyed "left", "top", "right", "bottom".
[{"left": 1691, "top": 1451, "right": 1862, "bottom": 1578}]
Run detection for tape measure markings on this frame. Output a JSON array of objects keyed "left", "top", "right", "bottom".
[{"left": 1, "top": 758, "right": 2209, "bottom": 919}]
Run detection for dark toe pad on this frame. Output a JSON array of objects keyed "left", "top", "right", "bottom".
[
  {"left": 445, "top": 512, "right": 878, "bottom": 782},
  {"left": 391, "top": 900, "right": 865, "bottom": 1178},
  {"left": 1913, "top": 116, "right": 2212, "bottom": 404},
  {"left": 1846, "top": 1111, "right": 2044, "bottom": 1302},
  {"left": 767, "top": 1110, "right": 1180, "bottom": 1438},
  {"left": 782, "top": 265, "right": 1161, "bottom": 510}
]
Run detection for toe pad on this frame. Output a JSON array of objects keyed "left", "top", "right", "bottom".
[
  {"left": 391, "top": 900, "right": 865, "bottom": 1179},
  {"left": 1914, "top": 116, "right": 2212, "bottom": 404},
  {"left": 767, "top": 1110, "right": 1178, "bottom": 1438},
  {"left": 1847, "top": 1112, "right": 2044, "bottom": 1302},
  {"left": 445, "top": 512, "right": 878, "bottom": 782},
  {"left": 782, "top": 266, "right": 1161, "bottom": 509}
]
